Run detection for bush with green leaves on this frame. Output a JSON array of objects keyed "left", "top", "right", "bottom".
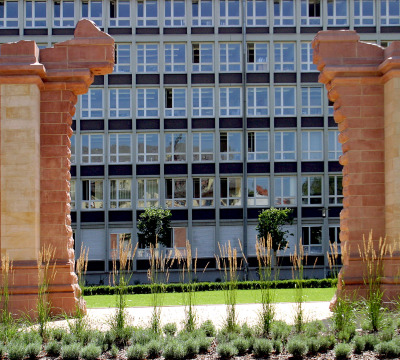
[
  {"left": 272, "top": 339, "right": 282, "bottom": 354},
  {"left": 271, "top": 321, "right": 292, "bottom": 342},
  {"left": 216, "top": 342, "right": 238, "bottom": 359},
  {"left": 7, "top": 341, "right": 27, "bottom": 360},
  {"left": 163, "top": 340, "right": 187, "bottom": 360},
  {"left": 183, "top": 337, "right": 199, "bottom": 358},
  {"left": 232, "top": 337, "right": 249, "bottom": 356},
  {"left": 304, "top": 320, "right": 326, "bottom": 338},
  {"left": 61, "top": 333, "right": 77, "bottom": 346},
  {"left": 363, "top": 333, "right": 379, "bottom": 351},
  {"left": 126, "top": 344, "right": 147, "bottom": 360},
  {"left": 318, "top": 334, "right": 335, "bottom": 353},
  {"left": 61, "top": 343, "right": 81, "bottom": 360},
  {"left": 197, "top": 336, "right": 212, "bottom": 353},
  {"left": 200, "top": 320, "right": 216, "bottom": 337},
  {"left": 252, "top": 338, "right": 272, "bottom": 358},
  {"left": 25, "top": 342, "right": 42, "bottom": 359},
  {"left": 306, "top": 337, "right": 320, "bottom": 355},
  {"left": 375, "top": 340, "right": 400, "bottom": 358},
  {"left": 109, "top": 344, "right": 119, "bottom": 358},
  {"left": 352, "top": 335, "right": 366, "bottom": 354},
  {"left": 337, "top": 325, "right": 355, "bottom": 343},
  {"left": 50, "top": 328, "right": 66, "bottom": 342},
  {"left": 79, "top": 343, "right": 102, "bottom": 360},
  {"left": 131, "top": 329, "right": 158, "bottom": 346},
  {"left": 334, "top": 343, "right": 352, "bottom": 360},
  {"left": 21, "top": 331, "right": 42, "bottom": 345},
  {"left": 380, "top": 327, "right": 394, "bottom": 342},
  {"left": 240, "top": 323, "right": 254, "bottom": 338},
  {"left": 287, "top": 337, "right": 308, "bottom": 358},
  {"left": 162, "top": 322, "right": 177, "bottom": 337},
  {"left": 145, "top": 339, "right": 162, "bottom": 359}
]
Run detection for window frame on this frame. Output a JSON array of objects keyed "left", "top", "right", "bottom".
[
  {"left": 165, "top": 132, "right": 187, "bottom": 162},
  {"left": 274, "top": 131, "right": 296, "bottom": 161},
  {"left": 165, "top": 178, "right": 187, "bottom": 208},
  {"left": 110, "top": 178, "right": 132, "bottom": 209},
  {"left": 247, "top": 176, "right": 269, "bottom": 207},
  {"left": 80, "top": 88, "right": 104, "bottom": 119},
  {"left": 137, "top": 43, "right": 158, "bottom": 73},
  {"left": 137, "top": 178, "right": 159, "bottom": 208},
  {"left": 109, "top": 88, "right": 132, "bottom": 118},
  {"left": 109, "top": 0, "right": 130, "bottom": 27},
  {"left": 81, "top": 0, "right": 102, "bottom": 26},
  {"left": 354, "top": 0, "right": 375, "bottom": 26},
  {"left": 274, "top": 42, "right": 295, "bottom": 72},
  {"left": 220, "top": 43, "right": 242, "bottom": 72},
  {"left": 302, "top": 226, "right": 323, "bottom": 254},
  {"left": 192, "top": 43, "right": 213, "bottom": 72},
  {"left": 165, "top": 43, "right": 186, "bottom": 72},
  {"left": 381, "top": 0, "right": 400, "bottom": 25},
  {"left": 165, "top": 88, "right": 187, "bottom": 118},
  {"left": 192, "top": 0, "right": 213, "bottom": 26},
  {"left": 220, "top": 177, "right": 242, "bottom": 207},
  {"left": 274, "top": 176, "right": 297, "bottom": 206},
  {"left": 137, "top": 132, "right": 159, "bottom": 163},
  {"left": 70, "top": 179, "right": 76, "bottom": 209},
  {"left": 81, "top": 133, "right": 104, "bottom": 164},
  {"left": 301, "top": 42, "right": 318, "bottom": 72},
  {"left": 25, "top": 0, "right": 47, "bottom": 27},
  {"left": 81, "top": 179, "right": 104, "bottom": 209},
  {"left": 165, "top": 0, "right": 186, "bottom": 27},
  {"left": 193, "top": 132, "right": 214, "bottom": 162},
  {"left": 0, "top": 0, "right": 18, "bottom": 28},
  {"left": 109, "top": 133, "right": 132, "bottom": 164},
  {"left": 192, "top": 87, "right": 214, "bottom": 117},
  {"left": 220, "top": 87, "right": 242, "bottom": 117},
  {"left": 53, "top": 0, "right": 74, "bottom": 27},
  {"left": 137, "top": 88, "right": 159, "bottom": 118},
  {"left": 247, "top": 86, "right": 269, "bottom": 116},
  {"left": 114, "top": 43, "right": 131, "bottom": 73},
  {"left": 193, "top": 177, "right": 214, "bottom": 207},
  {"left": 327, "top": 0, "right": 349, "bottom": 26},
  {"left": 329, "top": 225, "right": 341, "bottom": 253},
  {"left": 328, "top": 130, "right": 342, "bottom": 160},
  {"left": 300, "top": 0, "right": 321, "bottom": 26},
  {"left": 220, "top": 131, "right": 242, "bottom": 162},
  {"left": 70, "top": 134, "right": 76, "bottom": 164},
  {"left": 329, "top": 175, "right": 343, "bottom": 205},
  {"left": 301, "top": 86, "right": 323, "bottom": 116},
  {"left": 301, "top": 175, "right": 323, "bottom": 205},
  {"left": 219, "top": 0, "right": 240, "bottom": 26},
  {"left": 246, "top": 0, "right": 268, "bottom": 26},
  {"left": 273, "top": 0, "right": 295, "bottom": 26},
  {"left": 274, "top": 86, "right": 296, "bottom": 116},
  {"left": 301, "top": 130, "right": 323, "bottom": 161},
  {"left": 247, "top": 131, "right": 269, "bottom": 161},
  {"left": 247, "top": 42, "right": 268, "bottom": 72},
  {"left": 137, "top": 0, "right": 158, "bottom": 27}
]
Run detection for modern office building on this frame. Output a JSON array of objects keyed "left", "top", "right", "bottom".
[{"left": 2, "top": 0, "right": 399, "bottom": 283}]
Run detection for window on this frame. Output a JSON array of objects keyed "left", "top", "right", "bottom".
[
  {"left": 275, "top": 131, "right": 296, "bottom": 160},
  {"left": 248, "top": 177, "right": 269, "bottom": 206},
  {"left": 137, "top": 133, "right": 159, "bottom": 163},
  {"left": 246, "top": 0, "right": 267, "bottom": 26},
  {"left": 137, "top": 44, "right": 158, "bottom": 73},
  {"left": 70, "top": 134, "right": 76, "bottom": 164},
  {"left": 109, "top": 88, "right": 131, "bottom": 118},
  {"left": 192, "top": 0, "right": 212, "bottom": 26},
  {"left": 110, "top": 233, "right": 133, "bottom": 258},
  {"left": 192, "top": 87, "right": 214, "bottom": 117},
  {"left": 301, "top": 176, "right": 323, "bottom": 205},
  {"left": 165, "top": 133, "right": 186, "bottom": 162},
  {"left": 274, "top": 87, "right": 296, "bottom": 116},
  {"left": 273, "top": 0, "right": 294, "bottom": 26},
  {"left": 247, "top": 87, "right": 269, "bottom": 116},
  {"left": 354, "top": 0, "right": 374, "bottom": 25},
  {"left": 25, "top": 0, "right": 46, "bottom": 27},
  {"left": 109, "top": 0, "right": 130, "bottom": 26},
  {"left": 329, "top": 175, "right": 343, "bottom": 205},
  {"left": 302, "top": 226, "right": 322, "bottom": 254},
  {"left": 329, "top": 226, "right": 341, "bottom": 253},
  {"left": 109, "top": 133, "right": 131, "bottom": 163},
  {"left": 82, "top": 0, "right": 102, "bottom": 26},
  {"left": 193, "top": 132, "right": 214, "bottom": 162},
  {"left": 220, "top": 43, "right": 241, "bottom": 72},
  {"left": 137, "top": 0, "right": 158, "bottom": 26},
  {"left": 301, "top": 87, "right": 323, "bottom": 115},
  {"left": 82, "top": 179, "right": 103, "bottom": 209},
  {"left": 300, "top": 0, "right": 321, "bottom": 25},
  {"left": 328, "top": 130, "right": 342, "bottom": 160},
  {"left": 192, "top": 43, "right": 213, "bottom": 72},
  {"left": 193, "top": 177, "right": 214, "bottom": 207},
  {"left": 137, "top": 88, "right": 159, "bottom": 117},
  {"left": 220, "top": 132, "right": 242, "bottom": 161},
  {"left": 274, "top": 176, "right": 296, "bottom": 206},
  {"left": 81, "top": 89, "right": 104, "bottom": 118},
  {"left": 165, "top": 43, "right": 186, "bottom": 72},
  {"left": 220, "top": 87, "right": 242, "bottom": 116},
  {"left": 327, "top": 0, "right": 348, "bottom": 26},
  {"left": 220, "top": 0, "right": 240, "bottom": 26},
  {"left": 381, "top": 0, "right": 400, "bottom": 25},
  {"left": 221, "top": 177, "right": 242, "bottom": 206},
  {"left": 137, "top": 178, "right": 159, "bottom": 208},
  {"left": 165, "top": 0, "right": 185, "bottom": 26},
  {"left": 248, "top": 131, "right": 269, "bottom": 161},
  {"left": 54, "top": 0, "right": 74, "bottom": 27},
  {"left": 166, "top": 178, "right": 187, "bottom": 208},
  {"left": 247, "top": 43, "right": 268, "bottom": 72},
  {"left": 301, "top": 42, "right": 317, "bottom": 72},
  {"left": 81, "top": 134, "right": 104, "bottom": 164},
  {"left": 115, "top": 44, "right": 131, "bottom": 73},
  {"left": 302, "top": 131, "right": 323, "bottom": 160},
  {"left": 70, "top": 180, "right": 76, "bottom": 209},
  {"left": 0, "top": 0, "right": 18, "bottom": 28},
  {"left": 165, "top": 88, "right": 187, "bottom": 117},
  {"left": 110, "top": 179, "right": 132, "bottom": 209},
  {"left": 274, "top": 42, "right": 295, "bottom": 72}
]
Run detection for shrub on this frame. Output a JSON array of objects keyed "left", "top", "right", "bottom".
[
  {"left": 318, "top": 335, "right": 335, "bottom": 353},
  {"left": 216, "top": 342, "right": 238, "bottom": 359},
  {"left": 51, "top": 328, "right": 66, "bottom": 342},
  {"left": 184, "top": 338, "right": 199, "bottom": 358},
  {"left": 62, "top": 333, "right": 77, "bottom": 345},
  {"left": 334, "top": 343, "right": 352, "bottom": 360},
  {"left": 306, "top": 337, "right": 320, "bottom": 355},
  {"left": 197, "top": 336, "right": 212, "bottom": 353},
  {"left": 305, "top": 320, "right": 325, "bottom": 338},
  {"left": 287, "top": 337, "right": 308, "bottom": 358},
  {"left": 252, "top": 338, "right": 272, "bottom": 358},
  {"left": 145, "top": 339, "right": 162, "bottom": 359},
  {"left": 126, "top": 344, "right": 147, "bottom": 360},
  {"left": 240, "top": 323, "right": 254, "bottom": 338},
  {"left": 271, "top": 321, "right": 291, "bottom": 342},
  {"left": 232, "top": 337, "right": 249, "bottom": 356},
  {"left": 61, "top": 343, "right": 81, "bottom": 360},
  {"left": 380, "top": 327, "right": 394, "bottom": 342},
  {"left": 25, "top": 342, "right": 42, "bottom": 359},
  {"left": 337, "top": 326, "right": 355, "bottom": 343},
  {"left": 163, "top": 340, "right": 187, "bottom": 360},
  {"left": 131, "top": 329, "right": 157, "bottom": 346},
  {"left": 7, "top": 341, "right": 27, "bottom": 360},
  {"left": 22, "top": 331, "right": 42, "bottom": 345},
  {"left": 110, "top": 345, "right": 119, "bottom": 358},
  {"left": 364, "top": 333, "right": 379, "bottom": 351},
  {"left": 103, "top": 331, "right": 116, "bottom": 351},
  {"left": 353, "top": 335, "right": 366, "bottom": 354},
  {"left": 272, "top": 339, "right": 282, "bottom": 354},
  {"left": 162, "top": 323, "right": 177, "bottom": 337},
  {"left": 375, "top": 341, "right": 400, "bottom": 358},
  {"left": 45, "top": 340, "right": 61, "bottom": 357},
  {"left": 79, "top": 343, "right": 102, "bottom": 360}
]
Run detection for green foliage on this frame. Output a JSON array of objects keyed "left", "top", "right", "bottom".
[
  {"left": 272, "top": 339, "right": 282, "bottom": 354},
  {"left": 145, "top": 339, "right": 162, "bottom": 359},
  {"left": 375, "top": 340, "right": 400, "bottom": 358},
  {"left": 304, "top": 320, "right": 326, "bottom": 338},
  {"left": 7, "top": 341, "right": 27, "bottom": 360},
  {"left": 131, "top": 329, "right": 158, "bottom": 346},
  {"left": 45, "top": 340, "right": 62, "bottom": 357},
  {"left": 50, "top": 327, "right": 67, "bottom": 342},
  {"left": 162, "top": 322, "right": 177, "bottom": 337},
  {"left": 256, "top": 207, "right": 293, "bottom": 252},
  {"left": 232, "top": 337, "right": 249, "bottom": 356},
  {"left": 163, "top": 340, "right": 187, "bottom": 360},
  {"left": 137, "top": 207, "right": 172, "bottom": 247},
  {"left": 363, "top": 333, "right": 379, "bottom": 351},
  {"left": 271, "top": 320, "right": 292, "bottom": 343},
  {"left": 79, "top": 343, "right": 102, "bottom": 360},
  {"left": 318, "top": 334, "right": 335, "bottom": 353},
  {"left": 25, "top": 342, "right": 41, "bottom": 359},
  {"left": 126, "top": 344, "right": 147, "bottom": 360},
  {"left": 353, "top": 335, "right": 366, "bottom": 354},
  {"left": 252, "top": 338, "right": 273, "bottom": 358},
  {"left": 197, "top": 336, "right": 212, "bottom": 353},
  {"left": 306, "top": 337, "right": 320, "bottom": 355},
  {"left": 334, "top": 342, "right": 352, "bottom": 360},
  {"left": 216, "top": 342, "right": 238, "bottom": 359},
  {"left": 183, "top": 337, "right": 199, "bottom": 358},
  {"left": 331, "top": 293, "right": 357, "bottom": 334},
  {"left": 109, "top": 344, "right": 119, "bottom": 358},
  {"left": 200, "top": 320, "right": 216, "bottom": 337},
  {"left": 287, "top": 337, "right": 308, "bottom": 358},
  {"left": 61, "top": 343, "right": 81, "bottom": 360}
]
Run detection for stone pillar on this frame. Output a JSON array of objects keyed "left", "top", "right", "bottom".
[
  {"left": 313, "top": 31, "right": 400, "bottom": 300},
  {"left": 0, "top": 19, "right": 114, "bottom": 317}
]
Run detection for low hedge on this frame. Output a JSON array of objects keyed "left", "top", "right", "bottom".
[{"left": 83, "top": 278, "right": 337, "bottom": 296}]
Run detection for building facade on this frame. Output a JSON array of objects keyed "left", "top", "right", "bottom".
[{"left": 2, "top": 0, "right": 399, "bottom": 283}]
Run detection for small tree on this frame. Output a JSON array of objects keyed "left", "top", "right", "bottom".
[
  {"left": 137, "top": 207, "right": 172, "bottom": 247},
  {"left": 256, "top": 207, "right": 293, "bottom": 264}
]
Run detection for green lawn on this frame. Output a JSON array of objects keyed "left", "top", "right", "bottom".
[{"left": 84, "top": 288, "right": 336, "bottom": 308}]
